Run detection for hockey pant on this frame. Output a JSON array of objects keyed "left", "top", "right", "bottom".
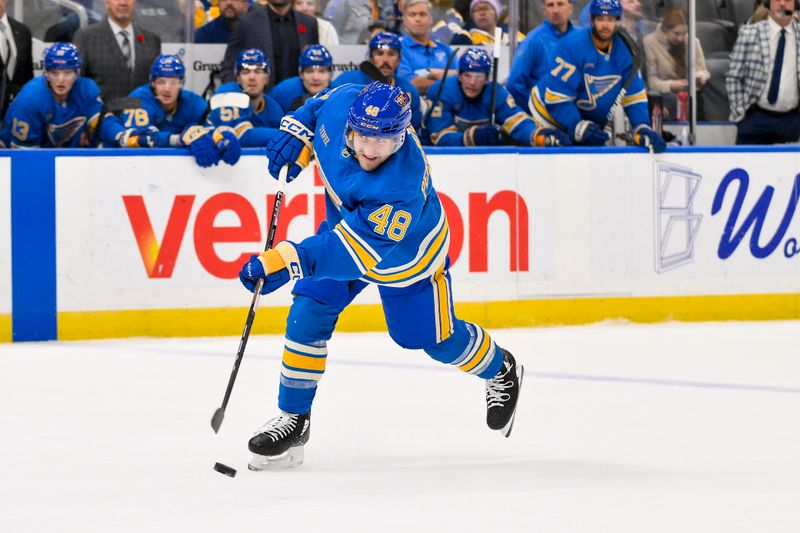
[{"left": 277, "top": 260, "right": 505, "bottom": 414}]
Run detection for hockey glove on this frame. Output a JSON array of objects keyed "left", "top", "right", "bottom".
[
  {"left": 213, "top": 127, "right": 242, "bottom": 166},
  {"left": 531, "top": 126, "right": 572, "bottom": 147},
  {"left": 182, "top": 125, "right": 222, "bottom": 168},
  {"left": 266, "top": 116, "right": 314, "bottom": 182},
  {"left": 239, "top": 242, "right": 304, "bottom": 295},
  {"left": 118, "top": 126, "right": 159, "bottom": 148},
  {"left": 464, "top": 124, "right": 500, "bottom": 146},
  {"left": 633, "top": 125, "right": 667, "bottom": 153},
  {"left": 573, "top": 120, "right": 609, "bottom": 146}
]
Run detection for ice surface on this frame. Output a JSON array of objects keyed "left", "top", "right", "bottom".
[{"left": 1, "top": 321, "right": 799, "bottom": 533}]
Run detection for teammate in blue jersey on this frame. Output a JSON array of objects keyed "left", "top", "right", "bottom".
[
  {"left": 2, "top": 43, "right": 102, "bottom": 148},
  {"left": 426, "top": 48, "right": 570, "bottom": 147},
  {"left": 506, "top": 0, "right": 577, "bottom": 109},
  {"left": 269, "top": 45, "right": 334, "bottom": 114},
  {"left": 99, "top": 54, "right": 235, "bottom": 167},
  {"left": 238, "top": 82, "right": 524, "bottom": 469},
  {"left": 207, "top": 48, "right": 284, "bottom": 148},
  {"left": 331, "top": 32, "right": 422, "bottom": 131},
  {"left": 530, "top": 0, "right": 666, "bottom": 152}
]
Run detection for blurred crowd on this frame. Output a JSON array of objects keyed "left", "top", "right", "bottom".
[{"left": 0, "top": 0, "right": 798, "bottom": 159}]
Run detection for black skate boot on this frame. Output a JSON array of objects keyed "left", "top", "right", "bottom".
[
  {"left": 486, "top": 349, "right": 524, "bottom": 437},
  {"left": 248, "top": 411, "right": 310, "bottom": 470}
]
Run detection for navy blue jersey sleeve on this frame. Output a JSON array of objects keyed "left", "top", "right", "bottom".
[
  {"left": 494, "top": 85, "right": 535, "bottom": 145},
  {"left": 620, "top": 72, "right": 650, "bottom": 128}
]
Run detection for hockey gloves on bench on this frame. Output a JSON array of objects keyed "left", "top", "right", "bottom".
[
  {"left": 266, "top": 116, "right": 313, "bottom": 182},
  {"left": 573, "top": 120, "right": 609, "bottom": 146},
  {"left": 118, "top": 126, "right": 160, "bottom": 148},
  {"left": 239, "top": 242, "right": 304, "bottom": 296},
  {"left": 464, "top": 124, "right": 501, "bottom": 146},
  {"left": 532, "top": 126, "right": 572, "bottom": 147},
  {"left": 182, "top": 125, "right": 223, "bottom": 168},
  {"left": 633, "top": 125, "right": 667, "bottom": 153},
  {"left": 213, "top": 127, "right": 243, "bottom": 166}
]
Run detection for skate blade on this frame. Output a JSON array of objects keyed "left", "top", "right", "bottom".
[
  {"left": 247, "top": 445, "right": 305, "bottom": 471},
  {"left": 501, "top": 364, "right": 524, "bottom": 438}
]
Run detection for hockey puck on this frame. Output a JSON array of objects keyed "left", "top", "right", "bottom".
[{"left": 213, "top": 462, "right": 237, "bottom": 478}]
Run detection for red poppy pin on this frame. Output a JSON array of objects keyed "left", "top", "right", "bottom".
[
  {"left": 136, "top": 34, "right": 144, "bottom": 43},
  {"left": 297, "top": 24, "right": 307, "bottom": 33}
]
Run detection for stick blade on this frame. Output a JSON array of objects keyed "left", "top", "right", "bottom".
[{"left": 211, "top": 408, "right": 225, "bottom": 433}]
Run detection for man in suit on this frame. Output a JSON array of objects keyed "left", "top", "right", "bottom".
[
  {"left": 219, "top": 0, "right": 319, "bottom": 86},
  {"left": 73, "top": 0, "right": 161, "bottom": 104},
  {"left": 0, "top": 0, "right": 33, "bottom": 120},
  {"left": 727, "top": 0, "right": 800, "bottom": 144}
]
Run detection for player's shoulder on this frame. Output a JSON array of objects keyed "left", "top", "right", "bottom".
[
  {"left": 16, "top": 76, "right": 50, "bottom": 101},
  {"left": 272, "top": 76, "right": 302, "bottom": 93},
  {"left": 439, "top": 76, "right": 463, "bottom": 102},
  {"left": 332, "top": 69, "right": 365, "bottom": 87},
  {"left": 72, "top": 77, "right": 102, "bottom": 99},
  {"left": 216, "top": 81, "right": 243, "bottom": 94},
  {"left": 395, "top": 76, "right": 418, "bottom": 98},
  {"left": 369, "top": 130, "right": 428, "bottom": 198},
  {"left": 561, "top": 27, "right": 591, "bottom": 50}
]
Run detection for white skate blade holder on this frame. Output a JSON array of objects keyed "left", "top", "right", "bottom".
[
  {"left": 500, "top": 365, "right": 524, "bottom": 438},
  {"left": 248, "top": 445, "right": 305, "bottom": 471}
]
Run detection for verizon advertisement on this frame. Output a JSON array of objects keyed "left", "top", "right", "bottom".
[{"left": 0, "top": 158, "right": 10, "bottom": 319}]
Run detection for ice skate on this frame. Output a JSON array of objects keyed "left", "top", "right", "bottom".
[
  {"left": 247, "top": 411, "right": 310, "bottom": 470},
  {"left": 486, "top": 349, "right": 524, "bottom": 437}
]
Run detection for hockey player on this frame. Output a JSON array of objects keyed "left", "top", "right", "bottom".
[
  {"left": 269, "top": 45, "right": 334, "bottom": 114},
  {"left": 99, "top": 54, "right": 236, "bottom": 168},
  {"left": 3, "top": 43, "right": 102, "bottom": 148},
  {"left": 238, "top": 82, "right": 524, "bottom": 469},
  {"left": 207, "top": 48, "right": 284, "bottom": 147},
  {"left": 426, "top": 47, "right": 570, "bottom": 147},
  {"left": 330, "top": 32, "right": 422, "bottom": 131},
  {"left": 530, "top": 0, "right": 666, "bottom": 152}
]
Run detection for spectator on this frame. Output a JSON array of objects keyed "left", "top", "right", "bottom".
[
  {"left": 0, "top": 0, "right": 33, "bottom": 120},
  {"left": 219, "top": 0, "right": 319, "bottom": 86},
  {"left": 293, "top": 0, "right": 340, "bottom": 47},
  {"left": 450, "top": 0, "right": 524, "bottom": 45},
  {"left": 424, "top": 47, "right": 568, "bottom": 146},
  {"left": 727, "top": 0, "right": 800, "bottom": 144},
  {"left": 269, "top": 44, "right": 333, "bottom": 112},
  {"left": 2, "top": 43, "right": 101, "bottom": 148},
  {"left": 73, "top": 0, "right": 161, "bottom": 104},
  {"left": 506, "top": 0, "right": 576, "bottom": 109},
  {"left": 397, "top": 0, "right": 457, "bottom": 96},
  {"left": 195, "top": 0, "right": 251, "bottom": 43},
  {"left": 331, "top": 32, "right": 422, "bottom": 130},
  {"left": 99, "top": 54, "right": 227, "bottom": 168},
  {"left": 208, "top": 48, "right": 284, "bottom": 147},
  {"left": 643, "top": 8, "right": 710, "bottom": 119},
  {"left": 323, "top": 0, "right": 376, "bottom": 44},
  {"left": 530, "top": 0, "right": 665, "bottom": 152}
]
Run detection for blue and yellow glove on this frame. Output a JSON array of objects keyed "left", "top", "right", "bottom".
[
  {"left": 181, "top": 125, "right": 222, "bottom": 168},
  {"left": 573, "top": 120, "right": 609, "bottom": 146},
  {"left": 532, "top": 126, "right": 572, "bottom": 147},
  {"left": 464, "top": 124, "right": 500, "bottom": 146},
  {"left": 213, "top": 127, "right": 242, "bottom": 166},
  {"left": 633, "top": 125, "right": 667, "bottom": 153},
  {"left": 238, "top": 241, "right": 304, "bottom": 295},
  {"left": 118, "top": 126, "right": 159, "bottom": 148},
  {"left": 266, "top": 116, "right": 314, "bottom": 182}
]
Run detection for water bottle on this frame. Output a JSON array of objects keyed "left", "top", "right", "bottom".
[{"left": 677, "top": 91, "right": 689, "bottom": 122}]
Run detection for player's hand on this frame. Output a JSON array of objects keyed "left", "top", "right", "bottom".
[
  {"left": 214, "top": 127, "right": 242, "bottom": 166},
  {"left": 573, "top": 120, "right": 609, "bottom": 146},
  {"left": 238, "top": 242, "right": 304, "bottom": 295},
  {"left": 266, "top": 116, "right": 313, "bottom": 182},
  {"left": 532, "top": 126, "right": 571, "bottom": 147},
  {"left": 181, "top": 125, "right": 222, "bottom": 168},
  {"left": 633, "top": 125, "right": 667, "bottom": 153},
  {"left": 465, "top": 124, "right": 500, "bottom": 146},
  {"left": 119, "top": 127, "right": 158, "bottom": 148}
]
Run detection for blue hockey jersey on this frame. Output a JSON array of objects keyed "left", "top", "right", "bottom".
[
  {"left": 425, "top": 76, "right": 535, "bottom": 146},
  {"left": 330, "top": 69, "right": 422, "bottom": 131},
  {"left": 269, "top": 77, "right": 314, "bottom": 114},
  {"left": 531, "top": 28, "right": 649, "bottom": 138},
  {"left": 207, "top": 81, "right": 284, "bottom": 147},
  {"left": 99, "top": 84, "right": 209, "bottom": 147},
  {"left": 288, "top": 84, "right": 449, "bottom": 288},
  {"left": 3, "top": 76, "right": 102, "bottom": 148}
]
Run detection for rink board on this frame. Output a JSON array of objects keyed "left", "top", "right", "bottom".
[
  {"left": 5, "top": 147, "right": 800, "bottom": 341},
  {"left": 0, "top": 158, "right": 10, "bottom": 342}
]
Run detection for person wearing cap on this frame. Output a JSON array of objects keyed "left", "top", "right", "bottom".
[
  {"left": 208, "top": 48, "right": 284, "bottom": 148},
  {"left": 530, "top": 0, "right": 664, "bottom": 151},
  {"left": 269, "top": 44, "right": 334, "bottom": 112},
  {"left": 99, "top": 54, "right": 231, "bottom": 168},
  {"left": 330, "top": 32, "right": 422, "bottom": 130},
  {"left": 506, "top": 0, "right": 576, "bottom": 108},
  {"left": 2, "top": 43, "right": 102, "bottom": 148},
  {"left": 397, "top": 0, "right": 458, "bottom": 96},
  {"left": 450, "top": 0, "right": 525, "bottom": 45},
  {"left": 195, "top": 0, "right": 252, "bottom": 44},
  {"left": 424, "top": 47, "right": 569, "bottom": 146}
]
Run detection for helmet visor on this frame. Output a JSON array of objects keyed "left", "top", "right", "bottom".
[{"left": 348, "top": 129, "right": 406, "bottom": 159}]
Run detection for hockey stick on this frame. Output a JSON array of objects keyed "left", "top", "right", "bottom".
[
  {"left": 489, "top": 27, "right": 503, "bottom": 127},
  {"left": 211, "top": 164, "right": 290, "bottom": 434},
  {"left": 359, "top": 60, "right": 388, "bottom": 83},
  {"left": 603, "top": 27, "right": 640, "bottom": 140},
  {"left": 421, "top": 48, "right": 459, "bottom": 139}
]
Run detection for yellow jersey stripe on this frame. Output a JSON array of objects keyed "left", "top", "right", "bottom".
[
  {"left": 365, "top": 218, "right": 448, "bottom": 283},
  {"left": 334, "top": 224, "right": 380, "bottom": 273},
  {"left": 283, "top": 349, "right": 327, "bottom": 372},
  {"left": 531, "top": 89, "right": 563, "bottom": 130},
  {"left": 431, "top": 125, "right": 458, "bottom": 145},
  {"left": 621, "top": 91, "right": 648, "bottom": 107},
  {"left": 432, "top": 265, "right": 452, "bottom": 342},
  {"left": 502, "top": 112, "right": 528, "bottom": 135},
  {"left": 461, "top": 329, "right": 492, "bottom": 373}
]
